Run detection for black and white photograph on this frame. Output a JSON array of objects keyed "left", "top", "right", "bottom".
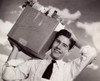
[{"left": 0, "top": 0, "right": 100, "bottom": 81}]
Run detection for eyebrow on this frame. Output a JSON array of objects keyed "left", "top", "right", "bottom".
[{"left": 56, "top": 38, "right": 69, "bottom": 47}]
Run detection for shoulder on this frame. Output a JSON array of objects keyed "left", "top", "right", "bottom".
[
  {"left": 26, "top": 59, "right": 48, "bottom": 65},
  {"left": 25, "top": 59, "right": 42, "bottom": 64},
  {"left": 60, "top": 60, "right": 72, "bottom": 68}
]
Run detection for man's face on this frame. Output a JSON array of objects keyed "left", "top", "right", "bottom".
[{"left": 51, "top": 35, "right": 70, "bottom": 60}]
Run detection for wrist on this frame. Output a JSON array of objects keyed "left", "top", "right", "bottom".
[
  {"left": 5, "top": 62, "right": 15, "bottom": 67},
  {"left": 5, "top": 62, "right": 9, "bottom": 67},
  {"left": 5, "top": 59, "right": 25, "bottom": 67}
]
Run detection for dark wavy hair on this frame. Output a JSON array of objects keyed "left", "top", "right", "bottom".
[{"left": 53, "top": 29, "right": 76, "bottom": 50}]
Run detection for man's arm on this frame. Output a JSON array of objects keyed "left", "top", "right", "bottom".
[
  {"left": 68, "top": 29, "right": 97, "bottom": 80},
  {"left": 6, "top": 44, "right": 19, "bottom": 62},
  {"left": 2, "top": 59, "right": 33, "bottom": 81},
  {"left": 70, "top": 41, "right": 97, "bottom": 80},
  {"left": 2, "top": 44, "right": 26, "bottom": 81}
]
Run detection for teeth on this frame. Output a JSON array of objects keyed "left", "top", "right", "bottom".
[
  {"left": 56, "top": 50, "right": 59, "bottom": 52},
  {"left": 55, "top": 49, "right": 61, "bottom": 53}
]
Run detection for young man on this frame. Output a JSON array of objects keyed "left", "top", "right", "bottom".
[{"left": 2, "top": 29, "right": 97, "bottom": 81}]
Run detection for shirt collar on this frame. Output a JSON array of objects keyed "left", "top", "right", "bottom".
[{"left": 54, "top": 59, "right": 63, "bottom": 68}]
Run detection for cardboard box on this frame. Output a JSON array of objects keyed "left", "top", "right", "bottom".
[{"left": 8, "top": 6, "right": 59, "bottom": 59}]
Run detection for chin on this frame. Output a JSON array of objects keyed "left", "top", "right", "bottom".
[{"left": 51, "top": 53, "right": 62, "bottom": 60}]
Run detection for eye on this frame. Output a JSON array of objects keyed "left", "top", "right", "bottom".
[
  {"left": 55, "top": 39, "right": 60, "bottom": 43},
  {"left": 63, "top": 43, "right": 68, "bottom": 48}
]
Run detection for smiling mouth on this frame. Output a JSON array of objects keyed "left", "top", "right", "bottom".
[{"left": 54, "top": 48, "right": 61, "bottom": 54}]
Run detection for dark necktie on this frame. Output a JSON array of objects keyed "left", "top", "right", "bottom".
[{"left": 42, "top": 60, "right": 56, "bottom": 79}]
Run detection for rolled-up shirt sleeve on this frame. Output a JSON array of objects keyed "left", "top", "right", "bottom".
[
  {"left": 70, "top": 45, "right": 97, "bottom": 80},
  {"left": 2, "top": 59, "right": 35, "bottom": 81}
]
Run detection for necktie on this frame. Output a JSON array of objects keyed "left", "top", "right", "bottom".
[{"left": 42, "top": 60, "right": 56, "bottom": 79}]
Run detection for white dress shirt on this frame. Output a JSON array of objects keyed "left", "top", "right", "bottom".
[{"left": 2, "top": 45, "right": 97, "bottom": 81}]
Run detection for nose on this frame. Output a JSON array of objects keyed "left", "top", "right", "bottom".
[{"left": 57, "top": 43, "right": 62, "bottom": 49}]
